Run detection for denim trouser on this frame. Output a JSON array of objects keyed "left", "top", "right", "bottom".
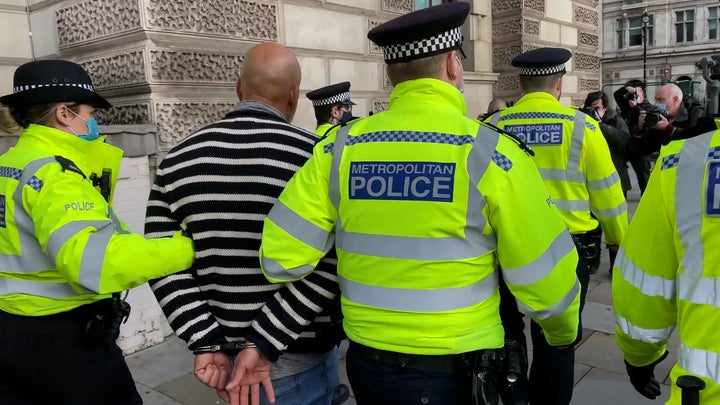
[{"left": 260, "top": 346, "right": 341, "bottom": 405}]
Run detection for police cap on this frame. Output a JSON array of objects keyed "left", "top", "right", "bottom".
[
  {"left": 511, "top": 47, "right": 572, "bottom": 77},
  {"left": 306, "top": 82, "right": 356, "bottom": 107},
  {"left": 367, "top": 3, "right": 470, "bottom": 64}
]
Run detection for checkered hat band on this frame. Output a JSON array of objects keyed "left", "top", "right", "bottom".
[
  {"left": 382, "top": 27, "right": 462, "bottom": 63},
  {"left": 312, "top": 91, "right": 352, "bottom": 107},
  {"left": 519, "top": 64, "right": 566, "bottom": 76},
  {"left": 13, "top": 83, "right": 94, "bottom": 94}
]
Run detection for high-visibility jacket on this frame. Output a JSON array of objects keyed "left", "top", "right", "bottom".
[
  {"left": 0, "top": 124, "right": 194, "bottom": 316},
  {"left": 315, "top": 123, "right": 333, "bottom": 137},
  {"left": 488, "top": 92, "right": 627, "bottom": 244},
  {"left": 260, "top": 78, "right": 580, "bottom": 354},
  {"left": 613, "top": 123, "right": 720, "bottom": 404}
]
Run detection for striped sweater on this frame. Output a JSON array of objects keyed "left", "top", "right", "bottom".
[{"left": 145, "top": 101, "right": 341, "bottom": 362}]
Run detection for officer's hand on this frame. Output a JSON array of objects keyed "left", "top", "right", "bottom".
[{"left": 625, "top": 351, "right": 669, "bottom": 399}]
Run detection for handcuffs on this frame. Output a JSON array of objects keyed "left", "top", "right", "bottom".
[{"left": 192, "top": 341, "right": 258, "bottom": 356}]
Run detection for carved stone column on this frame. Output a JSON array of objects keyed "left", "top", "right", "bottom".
[{"left": 491, "top": 0, "right": 601, "bottom": 106}]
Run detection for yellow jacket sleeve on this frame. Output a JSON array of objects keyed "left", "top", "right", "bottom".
[
  {"left": 489, "top": 137, "right": 581, "bottom": 346},
  {"left": 612, "top": 161, "right": 676, "bottom": 366}
]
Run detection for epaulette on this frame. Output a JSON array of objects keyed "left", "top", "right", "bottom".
[
  {"left": 54, "top": 155, "right": 86, "bottom": 179},
  {"left": 478, "top": 120, "right": 535, "bottom": 157}
]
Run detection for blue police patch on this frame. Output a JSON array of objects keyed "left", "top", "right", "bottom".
[
  {"left": 706, "top": 161, "right": 720, "bottom": 216},
  {"left": 349, "top": 161, "right": 455, "bottom": 202},
  {"left": 0, "top": 195, "right": 6, "bottom": 228},
  {"left": 503, "top": 123, "right": 563, "bottom": 146}
]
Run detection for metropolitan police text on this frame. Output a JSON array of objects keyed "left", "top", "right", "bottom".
[{"left": 349, "top": 161, "right": 456, "bottom": 202}]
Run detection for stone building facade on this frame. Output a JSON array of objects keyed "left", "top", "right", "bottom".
[
  {"left": 491, "top": 0, "right": 601, "bottom": 107},
  {"left": 0, "top": 0, "right": 600, "bottom": 353},
  {"left": 601, "top": 0, "right": 720, "bottom": 105}
]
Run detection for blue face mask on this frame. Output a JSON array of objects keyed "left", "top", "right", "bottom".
[
  {"left": 340, "top": 110, "right": 353, "bottom": 124},
  {"left": 655, "top": 103, "right": 666, "bottom": 113},
  {"left": 67, "top": 108, "right": 100, "bottom": 141}
]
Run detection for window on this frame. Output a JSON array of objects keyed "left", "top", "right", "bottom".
[
  {"left": 415, "top": 0, "right": 448, "bottom": 9},
  {"left": 676, "top": 10, "right": 695, "bottom": 43},
  {"left": 616, "top": 14, "right": 654, "bottom": 49},
  {"left": 710, "top": 6, "right": 719, "bottom": 40}
]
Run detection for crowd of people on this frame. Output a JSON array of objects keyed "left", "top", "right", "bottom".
[{"left": 0, "top": 2, "right": 719, "bottom": 405}]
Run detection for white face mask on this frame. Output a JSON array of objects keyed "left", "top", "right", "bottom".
[{"left": 597, "top": 108, "right": 606, "bottom": 119}]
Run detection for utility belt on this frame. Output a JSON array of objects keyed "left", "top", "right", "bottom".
[
  {"left": 0, "top": 297, "right": 130, "bottom": 349},
  {"left": 350, "top": 340, "right": 525, "bottom": 405},
  {"left": 571, "top": 227, "right": 602, "bottom": 271}
]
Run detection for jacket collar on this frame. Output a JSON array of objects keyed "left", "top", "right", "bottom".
[
  {"left": 516, "top": 91, "right": 560, "bottom": 105},
  {"left": 389, "top": 78, "right": 467, "bottom": 115}
]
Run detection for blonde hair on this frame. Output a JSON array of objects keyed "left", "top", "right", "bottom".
[{"left": 0, "top": 102, "right": 77, "bottom": 135}]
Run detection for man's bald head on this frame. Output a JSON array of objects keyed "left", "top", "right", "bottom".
[{"left": 237, "top": 43, "right": 302, "bottom": 122}]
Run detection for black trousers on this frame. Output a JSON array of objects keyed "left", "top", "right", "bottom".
[
  {"left": 499, "top": 251, "right": 590, "bottom": 405},
  {"left": 0, "top": 302, "right": 142, "bottom": 405},
  {"left": 346, "top": 342, "right": 474, "bottom": 405}
]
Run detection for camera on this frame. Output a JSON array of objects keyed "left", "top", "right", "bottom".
[
  {"left": 580, "top": 107, "right": 599, "bottom": 121},
  {"left": 643, "top": 106, "right": 668, "bottom": 129},
  {"left": 624, "top": 92, "right": 636, "bottom": 101}
]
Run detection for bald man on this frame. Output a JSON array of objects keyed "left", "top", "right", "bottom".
[{"left": 145, "top": 42, "right": 345, "bottom": 405}]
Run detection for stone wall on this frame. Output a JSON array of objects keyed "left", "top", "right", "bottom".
[{"left": 491, "top": 0, "right": 601, "bottom": 106}]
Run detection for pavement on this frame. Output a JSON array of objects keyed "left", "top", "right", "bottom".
[{"left": 126, "top": 177, "right": 676, "bottom": 404}]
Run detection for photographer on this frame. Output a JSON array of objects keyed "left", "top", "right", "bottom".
[
  {"left": 582, "top": 91, "right": 631, "bottom": 197},
  {"left": 613, "top": 85, "right": 655, "bottom": 193},
  {"left": 638, "top": 83, "right": 690, "bottom": 146}
]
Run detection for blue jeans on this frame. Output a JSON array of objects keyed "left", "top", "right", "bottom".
[{"left": 260, "top": 347, "right": 340, "bottom": 405}]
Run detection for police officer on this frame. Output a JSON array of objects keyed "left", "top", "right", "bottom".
[
  {"left": 306, "top": 81, "right": 356, "bottom": 137},
  {"left": 612, "top": 120, "right": 720, "bottom": 403},
  {"left": 0, "top": 60, "right": 194, "bottom": 405},
  {"left": 487, "top": 48, "right": 628, "bottom": 404},
  {"left": 247, "top": 4, "right": 581, "bottom": 404}
]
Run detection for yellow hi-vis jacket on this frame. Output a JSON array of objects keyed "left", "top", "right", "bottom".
[
  {"left": 260, "top": 78, "right": 580, "bottom": 354},
  {"left": 0, "top": 124, "right": 194, "bottom": 316},
  {"left": 315, "top": 123, "right": 333, "bottom": 137},
  {"left": 613, "top": 123, "right": 720, "bottom": 404},
  {"left": 488, "top": 92, "right": 627, "bottom": 244}
]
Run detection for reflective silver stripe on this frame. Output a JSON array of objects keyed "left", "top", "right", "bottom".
[
  {"left": 466, "top": 125, "right": 499, "bottom": 253},
  {"left": 588, "top": 172, "right": 620, "bottom": 191},
  {"left": 489, "top": 111, "right": 500, "bottom": 126},
  {"left": 329, "top": 125, "right": 353, "bottom": 210},
  {"left": 0, "top": 278, "right": 81, "bottom": 298},
  {"left": 0, "top": 158, "right": 57, "bottom": 273},
  {"left": 553, "top": 199, "right": 590, "bottom": 212},
  {"left": 262, "top": 256, "right": 315, "bottom": 281},
  {"left": 616, "top": 247, "right": 675, "bottom": 299},
  {"left": 502, "top": 231, "right": 575, "bottom": 286},
  {"left": 567, "top": 110, "right": 585, "bottom": 172},
  {"left": 46, "top": 220, "right": 114, "bottom": 262},
  {"left": 538, "top": 168, "right": 586, "bottom": 183},
  {"left": 337, "top": 230, "right": 495, "bottom": 260},
  {"left": 339, "top": 272, "right": 498, "bottom": 312},
  {"left": 517, "top": 279, "right": 579, "bottom": 319},
  {"left": 108, "top": 208, "right": 130, "bottom": 234},
  {"left": 616, "top": 315, "right": 675, "bottom": 343},
  {"left": 675, "top": 134, "right": 712, "bottom": 293},
  {"left": 78, "top": 221, "right": 115, "bottom": 293},
  {"left": 267, "top": 201, "right": 333, "bottom": 253},
  {"left": 677, "top": 271, "right": 720, "bottom": 307},
  {"left": 678, "top": 342, "right": 720, "bottom": 384},
  {"left": 592, "top": 201, "right": 627, "bottom": 219}
]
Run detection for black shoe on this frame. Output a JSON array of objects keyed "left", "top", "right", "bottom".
[{"left": 332, "top": 384, "right": 350, "bottom": 405}]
